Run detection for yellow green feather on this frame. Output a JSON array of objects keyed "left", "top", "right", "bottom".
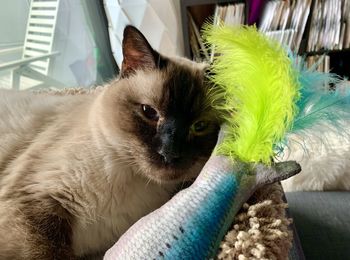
[{"left": 203, "top": 25, "right": 300, "bottom": 164}]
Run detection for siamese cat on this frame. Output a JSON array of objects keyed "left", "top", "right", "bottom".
[{"left": 0, "top": 26, "right": 221, "bottom": 259}]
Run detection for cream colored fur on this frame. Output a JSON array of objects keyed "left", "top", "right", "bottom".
[
  {"left": 0, "top": 81, "right": 183, "bottom": 257},
  {"left": 281, "top": 122, "right": 350, "bottom": 191}
]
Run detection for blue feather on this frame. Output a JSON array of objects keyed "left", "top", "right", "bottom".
[
  {"left": 289, "top": 55, "right": 350, "bottom": 134},
  {"left": 274, "top": 54, "right": 350, "bottom": 156}
]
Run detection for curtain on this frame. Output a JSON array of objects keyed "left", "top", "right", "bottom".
[{"left": 104, "top": 0, "right": 184, "bottom": 67}]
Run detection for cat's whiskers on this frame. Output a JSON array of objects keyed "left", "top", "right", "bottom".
[
  {"left": 145, "top": 176, "right": 153, "bottom": 187},
  {"left": 179, "top": 176, "right": 190, "bottom": 190}
]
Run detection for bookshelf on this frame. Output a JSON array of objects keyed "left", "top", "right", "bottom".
[
  {"left": 180, "top": 0, "right": 350, "bottom": 78},
  {"left": 180, "top": 0, "right": 248, "bottom": 59}
]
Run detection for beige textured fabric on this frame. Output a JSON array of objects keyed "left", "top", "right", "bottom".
[
  {"left": 33, "top": 86, "right": 105, "bottom": 95},
  {"left": 218, "top": 183, "right": 292, "bottom": 260},
  {"left": 36, "top": 87, "right": 293, "bottom": 260}
]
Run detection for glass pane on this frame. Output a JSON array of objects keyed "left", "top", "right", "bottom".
[{"left": 0, "top": 0, "right": 119, "bottom": 90}]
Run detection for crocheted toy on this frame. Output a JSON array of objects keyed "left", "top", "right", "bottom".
[{"left": 104, "top": 25, "right": 350, "bottom": 259}]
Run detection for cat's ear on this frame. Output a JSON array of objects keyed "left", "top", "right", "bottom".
[{"left": 121, "top": 25, "right": 162, "bottom": 77}]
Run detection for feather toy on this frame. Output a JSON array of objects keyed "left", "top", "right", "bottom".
[
  {"left": 202, "top": 25, "right": 299, "bottom": 163},
  {"left": 289, "top": 55, "right": 350, "bottom": 134},
  {"left": 274, "top": 55, "right": 350, "bottom": 157},
  {"left": 104, "top": 25, "right": 350, "bottom": 259}
]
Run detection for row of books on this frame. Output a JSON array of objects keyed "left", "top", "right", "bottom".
[
  {"left": 188, "top": 11, "right": 211, "bottom": 62},
  {"left": 306, "top": 55, "right": 331, "bottom": 73},
  {"left": 259, "top": 0, "right": 312, "bottom": 52},
  {"left": 213, "top": 3, "right": 245, "bottom": 27},
  {"left": 188, "top": 1, "right": 312, "bottom": 61},
  {"left": 188, "top": 3, "right": 246, "bottom": 62},
  {"left": 307, "top": 0, "right": 350, "bottom": 52},
  {"left": 188, "top": 1, "right": 350, "bottom": 64},
  {"left": 210, "top": 4, "right": 245, "bottom": 61}
]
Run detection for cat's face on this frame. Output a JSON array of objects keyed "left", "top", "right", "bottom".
[{"left": 101, "top": 26, "right": 221, "bottom": 183}]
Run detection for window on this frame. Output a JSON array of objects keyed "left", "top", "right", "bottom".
[{"left": 0, "top": 0, "right": 118, "bottom": 90}]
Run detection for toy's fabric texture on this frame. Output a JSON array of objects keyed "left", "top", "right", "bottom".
[{"left": 103, "top": 155, "right": 299, "bottom": 259}]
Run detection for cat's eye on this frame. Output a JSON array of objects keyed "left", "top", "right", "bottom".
[
  {"left": 141, "top": 104, "right": 159, "bottom": 121},
  {"left": 191, "top": 120, "right": 209, "bottom": 134}
]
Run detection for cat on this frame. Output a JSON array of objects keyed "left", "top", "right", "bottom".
[{"left": 0, "top": 25, "right": 221, "bottom": 259}]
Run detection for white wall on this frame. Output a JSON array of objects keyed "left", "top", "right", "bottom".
[
  {"left": 104, "top": 0, "right": 185, "bottom": 67},
  {"left": 172, "top": 0, "right": 184, "bottom": 54}
]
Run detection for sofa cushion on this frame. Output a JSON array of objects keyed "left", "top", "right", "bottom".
[{"left": 286, "top": 191, "right": 350, "bottom": 260}]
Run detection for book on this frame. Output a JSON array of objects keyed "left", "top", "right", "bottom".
[
  {"left": 306, "top": 55, "right": 331, "bottom": 73},
  {"left": 259, "top": 0, "right": 311, "bottom": 52},
  {"left": 187, "top": 11, "right": 209, "bottom": 62},
  {"left": 209, "top": 3, "right": 246, "bottom": 60},
  {"left": 307, "top": 0, "right": 349, "bottom": 52}
]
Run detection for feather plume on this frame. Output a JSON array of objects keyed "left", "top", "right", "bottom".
[
  {"left": 289, "top": 55, "right": 350, "bottom": 134},
  {"left": 203, "top": 25, "right": 299, "bottom": 164},
  {"left": 274, "top": 55, "right": 350, "bottom": 157}
]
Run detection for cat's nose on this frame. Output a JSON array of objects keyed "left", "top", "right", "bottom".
[{"left": 158, "top": 149, "right": 181, "bottom": 164}]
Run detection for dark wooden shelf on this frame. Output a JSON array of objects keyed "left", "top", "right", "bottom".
[
  {"left": 181, "top": 0, "right": 236, "bottom": 6},
  {"left": 180, "top": 0, "right": 246, "bottom": 58},
  {"left": 180, "top": 0, "right": 350, "bottom": 78},
  {"left": 304, "top": 48, "right": 350, "bottom": 56}
]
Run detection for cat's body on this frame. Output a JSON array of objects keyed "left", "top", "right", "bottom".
[
  {"left": 0, "top": 89, "right": 176, "bottom": 257},
  {"left": 0, "top": 26, "right": 220, "bottom": 259}
]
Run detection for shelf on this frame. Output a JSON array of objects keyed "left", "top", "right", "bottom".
[
  {"left": 181, "top": 0, "right": 246, "bottom": 58},
  {"left": 305, "top": 48, "right": 350, "bottom": 56},
  {"left": 181, "top": 0, "right": 240, "bottom": 7},
  {"left": 180, "top": 0, "right": 350, "bottom": 78}
]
